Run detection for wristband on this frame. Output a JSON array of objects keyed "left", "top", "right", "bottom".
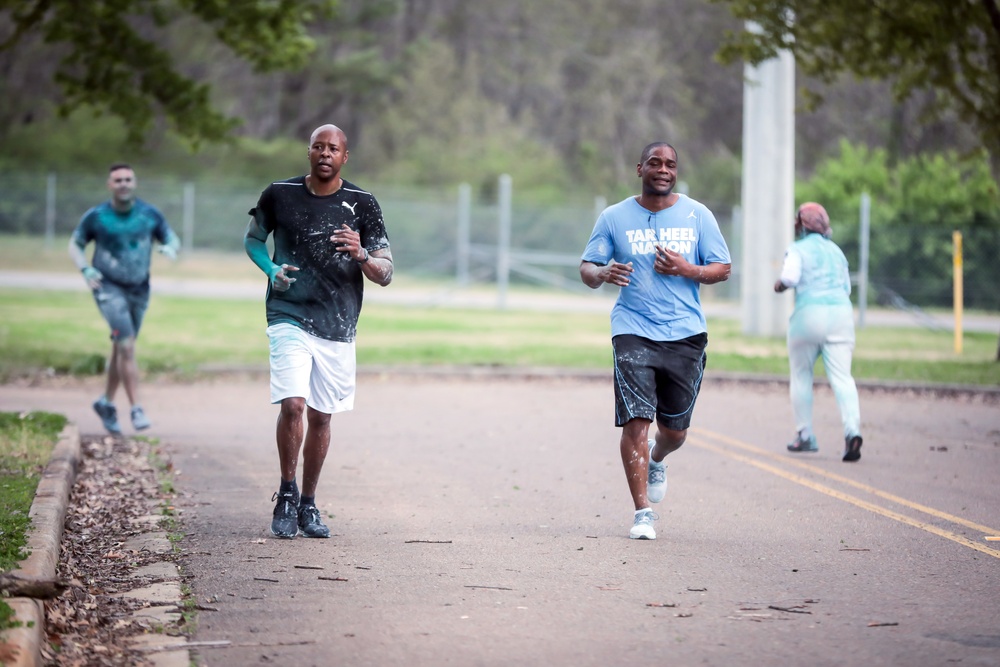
[{"left": 356, "top": 248, "right": 370, "bottom": 264}]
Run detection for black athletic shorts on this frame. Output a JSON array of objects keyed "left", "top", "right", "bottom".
[{"left": 612, "top": 332, "right": 708, "bottom": 429}]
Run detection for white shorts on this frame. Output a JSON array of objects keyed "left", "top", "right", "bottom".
[{"left": 267, "top": 323, "right": 356, "bottom": 415}]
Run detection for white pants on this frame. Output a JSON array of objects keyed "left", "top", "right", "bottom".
[
  {"left": 267, "top": 323, "right": 356, "bottom": 415},
  {"left": 787, "top": 303, "right": 861, "bottom": 441}
]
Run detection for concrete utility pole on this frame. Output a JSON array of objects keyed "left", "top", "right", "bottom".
[{"left": 740, "top": 23, "right": 795, "bottom": 337}]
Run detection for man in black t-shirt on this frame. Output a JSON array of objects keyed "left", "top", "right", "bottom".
[{"left": 245, "top": 124, "right": 393, "bottom": 539}]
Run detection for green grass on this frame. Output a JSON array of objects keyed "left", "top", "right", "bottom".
[
  {"left": 0, "top": 411, "right": 66, "bottom": 631},
  {"left": 0, "top": 287, "right": 998, "bottom": 386},
  {"left": 0, "top": 232, "right": 997, "bottom": 386},
  {"left": 705, "top": 317, "right": 1000, "bottom": 386}
]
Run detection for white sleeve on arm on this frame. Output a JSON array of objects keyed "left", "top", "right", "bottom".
[{"left": 778, "top": 249, "right": 802, "bottom": 287}]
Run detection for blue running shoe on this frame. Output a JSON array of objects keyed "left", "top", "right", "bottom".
[
  {"left": 270, "top": 490, "right": 299, "bottom": 539},
  {"left": 93, "top": 398, "right": 122, "bottom": 435},
  {"left": 130, "top": 405, "right": 151, "bottom": 431},
  {"left": 297, "top": 504, "right": 331, "bottom": 538}
]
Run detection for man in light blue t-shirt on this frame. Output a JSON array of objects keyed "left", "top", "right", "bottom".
[{"left": 580, "top": 142, "right": 731, "bottom": 540}]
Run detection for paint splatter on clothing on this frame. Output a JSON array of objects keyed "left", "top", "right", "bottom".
[
  {"left": 581, "top": 194, "right": 730, "bottom": 342},
  {"left": 249, "top": 176, "right": 390, "bottom": 343},
  {"left": 71, "top": 199, "right": 174, "bottom": 287}
]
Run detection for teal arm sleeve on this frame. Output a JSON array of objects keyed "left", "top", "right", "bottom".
[{"left": 244, "top": 218, "right": 279, "bottom": 280}]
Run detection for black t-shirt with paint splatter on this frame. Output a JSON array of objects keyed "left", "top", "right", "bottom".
[{"left": 249, "top": 176, "right": 390, "bottom": 342}]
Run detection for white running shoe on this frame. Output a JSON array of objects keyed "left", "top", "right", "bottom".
[
  {"left": 629, "top": 508, "right": 658, "bottom": 540},
  {"left": 647, "top": 438, "right": 667, "bottom": 503}
]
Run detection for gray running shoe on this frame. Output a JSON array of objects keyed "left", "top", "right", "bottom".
[
  {"left": 270, "top": 490, "right": 299, "bottom": 538},
  {"left": 629, "top": 508, "right": 658, "bottom": 540},
  {"left": 92, "top": 398, "right": 122, "bottom": 435},
  {"left": 130, "top": 405, "right": 151, "bottom": 431},
  {"left": 297, "top": 504, "right": 331, "bottom": 538},
  {"left": 647, "top": 438, "right": 667, "bottom": 503},
  {"left": 787, "top": 433, "right": 818, "bottom": 453}
]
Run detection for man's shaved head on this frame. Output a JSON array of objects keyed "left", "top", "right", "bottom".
[{"left": 310, "top": 124, "right": 347, "bottom": 148}]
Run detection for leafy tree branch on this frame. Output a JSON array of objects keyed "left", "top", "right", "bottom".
[
  {"left": 710, "top": 0, "right": 1000, "bottom": 170},
  {"left": 0, "top": 0, "right": 336, "bottom": 146}
]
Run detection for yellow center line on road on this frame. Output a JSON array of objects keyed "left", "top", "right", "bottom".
[
  {"left": 691, "top": 427, "right": 999, "bottom": 535},
  {"left": 688, "top": 429, "right": 1000, "bottom": 560}
]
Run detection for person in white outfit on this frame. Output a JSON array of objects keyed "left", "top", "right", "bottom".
[{"left": 774, "top": 202, "right": 863, "bottom": 462}]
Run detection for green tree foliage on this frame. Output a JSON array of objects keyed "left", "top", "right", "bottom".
[
  {"left": 0, "top": 0, "right": 336, "bottom": 146},
  {"left": 0, "top": 0, "right": 988, "bottom": 202},
  {"left": 710, "top": 0, "right": 1000, "bottom": 169},
  {"left": 797, "top": 141, "right": 1000, "bottom": 309}
]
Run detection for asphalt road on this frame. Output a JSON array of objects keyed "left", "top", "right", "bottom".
[{"left": 2, "top": 373, "right": 998, "bottom": 666}]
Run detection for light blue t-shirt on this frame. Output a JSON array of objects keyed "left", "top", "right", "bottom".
[{"left": 581, "top": 194, "right": 731, "bottom": 341}]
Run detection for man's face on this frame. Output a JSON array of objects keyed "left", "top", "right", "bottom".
[
  {"left": 308, "top": 129, "right": 348, "bottom": 182},
  {"left": 638, "top": 147, "right": 678, "bottom": 197},
  {"left": 107, "top": 168, "right": 136, "bottom": 205}
]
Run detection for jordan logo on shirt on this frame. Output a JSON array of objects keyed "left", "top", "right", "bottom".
[{"left": 341, "top": 201, "right": 357, "bottom": 214}]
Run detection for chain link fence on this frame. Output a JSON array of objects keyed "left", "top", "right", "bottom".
[
  {"left": 833, "top": 224, "right": 1000, "bottom": 313},
  {"left": 3, "top": 171, "right": 996, "bottom": 313},
  {"left": 0, "top": 171, "right": 739, "bottom": 298}
]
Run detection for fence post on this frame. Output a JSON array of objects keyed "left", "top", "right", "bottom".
[
  {"left": 182, "top": 182, "right": 195, "bottom": 254},
  {"left": 857, "top": 192, "right": 870, "bottom": 328},
  {"left": 44, "top": 173, "right": 57, "bottom": 250},
  {"left": 496, "top": 174, "right": 512, "bottom": 309},
  {"left": 457, "top": 182, "right": 471, "bottom": 286},
  {"left": 953, "top": 230, "right": 963, "bottom": 354},
  {"left": 593, "top": 196, "right": 606, "bottom": 222}
]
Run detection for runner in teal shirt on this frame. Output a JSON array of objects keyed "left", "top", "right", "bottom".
[{"left": 69, "top": 163, "right": 180, "bottom": 435}]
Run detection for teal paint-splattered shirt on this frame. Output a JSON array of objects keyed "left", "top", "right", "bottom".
[{"left": 71, "top": 199, "right": 174, "bottom": 287}]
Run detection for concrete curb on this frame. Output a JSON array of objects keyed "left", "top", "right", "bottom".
[
  {"left": 1, "top": 424, "right": 192, "bottom": 667},
  {"left": 3, "top": 423, "right": 80, "bottom": 667}
]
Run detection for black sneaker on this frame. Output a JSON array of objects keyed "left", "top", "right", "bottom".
[
  {"left": 297, "top": 504, "right": 331, "bottom": 538},
  {"left": 270, "top": 490, "right": 299, "bottom": 538},
  {"left": 843, "top": 435, "right": 863, "bottom": 462},
  {"left": 92, "top": 398, "right": 122, "bottom": 435}
]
